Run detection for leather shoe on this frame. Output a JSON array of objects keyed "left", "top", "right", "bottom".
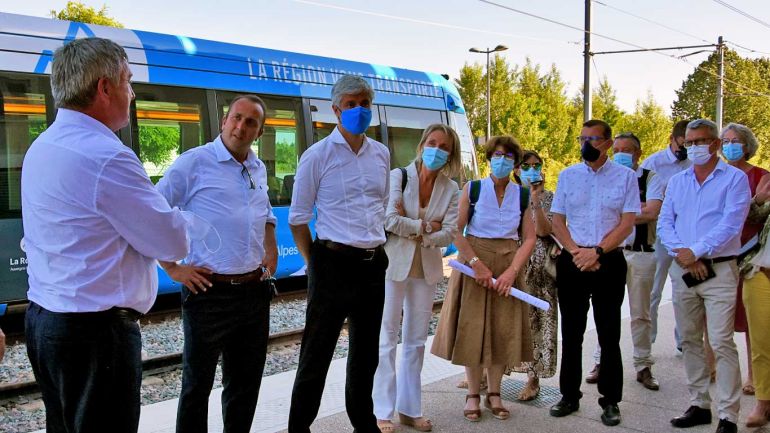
[
  {"left": 636, "top": 367, "right": 660, "bottom": 391},
  {"left": 550, "top": 399, "right": 579, "bottom": 417},
  {"left": 601, "top": 404, "right": 621, "bottom": 426},
  {"left": 585, "top": 364, "right": 600, "bottom": 384},
  {"left": 671, "top": 406, "right": 712, "bottom": 428},
  {"left": 715, "top": 418, "right": 737, "bottom": 433}
]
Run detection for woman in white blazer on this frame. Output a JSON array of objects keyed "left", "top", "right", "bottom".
[{"left": 373, "top": 124, "right": 461, "bottom": 433}]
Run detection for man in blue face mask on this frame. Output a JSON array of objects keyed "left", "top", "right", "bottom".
[
  {"left": 288, "top": 75, "right": 390, "bottom": 433},
  {"left": 586, "top": 133, "right": 664, "bottom": 393}
]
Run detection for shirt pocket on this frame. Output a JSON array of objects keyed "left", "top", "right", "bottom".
[{"left": 604, "top": 184, "right": 627, "bottom": 211}]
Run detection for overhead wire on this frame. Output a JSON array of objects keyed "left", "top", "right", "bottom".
[
  {"left": 711, "top": 0, "right": 770, "bottom": 31},
  {"left": 592, "top": 0, "right": 711, "bottom": 45},
  {"left": 478, "top": 0, "right": 770, "bottom": 98}
]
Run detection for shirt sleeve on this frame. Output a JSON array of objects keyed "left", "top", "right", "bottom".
[
  {"left": 550, "top": 170, "right": 567, "bottom": 215},
  {"left": 646, "top": 171, "right": 665, "bottom": 202},
  {"left": 689, "top": 171, "right": 751, "bottom": 259},
  {"left": 155, "top": 153, "right": 193, "bottom": 209},
  {"left": 656, "top": 179, "right": 685, "bottom": 255},
  {"left": 96, "top": 150, "right": 189, "bottom": 262},
  {"left": 623, "top": 170, "right": 642, "bottom": 213},
  {"left": 288, "top": 147, "right": 319, "bottom": 226}
]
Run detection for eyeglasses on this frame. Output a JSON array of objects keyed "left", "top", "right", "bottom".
[
  {"left": 241, "top": 164, "right": 255, "bottom": 189},
  {"left": 520, "top": 162, "right": 542, "bottom": 170},
  {"left": 721, "top": 138, "right": 743, "bottom": 145},
  {"left": 577, "top": 135, "right": 605, "bottom": 143},
  {"left": 683, "top": 138, "right": 716, "bottom": 147},
  {"left": 491, "top": 151, "right": 516, "bottom": 161}
]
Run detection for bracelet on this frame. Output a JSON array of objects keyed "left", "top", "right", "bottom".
[{"left": 468, "top": 256, "right": 480, "bottom": 266}]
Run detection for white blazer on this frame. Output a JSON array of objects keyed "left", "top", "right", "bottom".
[{"left": 384, "top": 162, "right": 459, "bottom": 285}]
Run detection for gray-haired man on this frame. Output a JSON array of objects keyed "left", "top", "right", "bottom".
[{"left": 288, "top": 75, "right": 390, "bottom": 433}]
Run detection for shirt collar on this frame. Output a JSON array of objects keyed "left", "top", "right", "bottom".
[
  {"left": 583, "top": 156, "right": 611, "bottom": 173},
  {"left": 213, "top": 135, "right": 258, "bottom": 166},
  {"left": 664, "top": 146, "right": 678, "bottom": 163},
  {"left": 55, "top": 108, "right": 118, "bottom": 139},
  {"left": 684, "top": 158, "right": 727, "bottom": 178},
  {"left": 330, "top": 126, "right": 370, "bottom": 153}
]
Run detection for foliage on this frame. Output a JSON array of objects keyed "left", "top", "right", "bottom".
[
  {"left": 139, "top": 125, "right": 179, "bottom": 166},
  {"left": 616, "top": 92, "right": 672, "bottom": 159},
  {"left": 275, "top": 141, "right": 297, "bottom": 175},
  {"left": 50, "top": 1, "right": 123, "bottom": 28}
]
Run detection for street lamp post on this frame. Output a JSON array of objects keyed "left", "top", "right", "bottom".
[{"left": 469, "top": 45, "right": 508, "bottom": 140}]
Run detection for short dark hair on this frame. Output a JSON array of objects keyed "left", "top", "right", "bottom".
[
  {"left": 483, "top": 135, "right": 523, "bottom": 163},
  {"left": 226, "top": 94, "right": 267, "bottom": 128},
  {"left": 583, "top": 119, "right": 612, "bottom": 139},
  {"left": 520, "top": 150, "right": 544, "bottom": 165},
  {"left": 672, "top": 119, "right": 689, "bottom": 138},
  {"left": 614, "top": 132, "right": 641, "bottom": 150}
]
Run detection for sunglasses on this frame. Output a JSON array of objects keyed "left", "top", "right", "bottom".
[
  {"left": 520, "top": 162, "right": 542, "bottom": 170},
  {"left": 491, "top": 151, "right": 516, "bottom": 161},
  {"left": 240, "top": 164, "right": 255, "bottom": 190}
]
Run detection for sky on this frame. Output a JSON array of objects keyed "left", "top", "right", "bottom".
[{"left": 5, "top": 0, "right": 770, "bottom": 114}]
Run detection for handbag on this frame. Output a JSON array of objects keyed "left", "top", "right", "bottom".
[{"left": 542, "top": 240, "right": 561, "bottom": 280}]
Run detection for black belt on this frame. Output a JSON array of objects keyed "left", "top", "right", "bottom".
[
  {"left": 624, "top": 245, "right": 655, "bottom": 253},
  {"left": 209, "top": 268, "right": 264, "bottom": 285},
  {"left": 317, "top": 239, "right": 382, "bottom": 261},
  {"left": 700, "top": 256, "right": 736, "bottom": 266},
  {"left": 109, "top": 307, "right": 143, "bottom": 322}
]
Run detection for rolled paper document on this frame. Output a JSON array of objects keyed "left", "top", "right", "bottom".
[{"left": 448, "top": 259, "right": 550, "bottom": 311}]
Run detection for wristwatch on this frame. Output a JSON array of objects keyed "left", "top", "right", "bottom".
[
  {"left": 468, "top": 256, "right": 480, "bottom": 266},
  {"left": 424, "top": 221, "right": 433, "bottom": 233},
  {"left": 594, "top": 246, "right": 604, "bottom": 256}
]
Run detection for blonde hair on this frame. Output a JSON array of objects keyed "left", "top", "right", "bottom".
[{"left": 414, "top": 124, "right": 462, "bottom": 178}]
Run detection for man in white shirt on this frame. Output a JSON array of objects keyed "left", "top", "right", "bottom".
[
  {"left": 288, "top": 75, "right": 390, "bottom": 433},
  {"left": 658, "top": 119, "right": 750, "bottom": 433},
  {"left": 549, "top": 120, "right": 640, "bottom": 427},
  {"left": 156, "top": 95, "right": 278, "bottom": 433},
  {"left": 22, "top": 38, "right": 189, "bottom": 433},
  {"left": 642, "top": 120, "right": 692, "bottom": 351}
]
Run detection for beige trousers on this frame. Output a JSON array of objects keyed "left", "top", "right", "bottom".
[
  {"left": 670, "top": 260, "right": 741, "bottom": 423},
  {"left": 624, "top": 250, "right": 656, "bottom": 371}
]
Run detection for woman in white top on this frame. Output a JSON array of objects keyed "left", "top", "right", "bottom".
[
  {"left": 431, "top": 136, "right": 536, "bottom": 423},
  {"left": 373, "top": 124, "right": 461, "bottom": 433}
]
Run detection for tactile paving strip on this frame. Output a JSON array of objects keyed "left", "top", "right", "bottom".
[{"left": 500, "top": 378, "right": 562, "bottom": 408}]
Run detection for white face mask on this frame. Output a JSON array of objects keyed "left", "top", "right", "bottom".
[{"left": 687, "top": 144, "right": 713, "bottom": 166}]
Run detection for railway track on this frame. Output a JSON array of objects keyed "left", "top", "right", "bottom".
[{"left": 0, "top": 299, "right": 444, "bottom": 401}]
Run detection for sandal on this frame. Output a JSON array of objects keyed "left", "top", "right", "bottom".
[
  {"left": 743, "top": 383, "right": 756, "bottom": 395},
  {"left": 377, "top": 419, "right": 396, "bottom": 433},
  {"left": 517, "top": 379, "right": 540, "bottom": 401},
  {"left": 398, "top": 413, "right": 432, "bottom": 432},
  {"left": 456, "top": 379, "right": 488, "bottom": 390},
  {"left": 484, "top": 392, "right": 510, "bottom": 420},
  {"left": 464, "top": 394, "right": 482, "bottom": 422}
]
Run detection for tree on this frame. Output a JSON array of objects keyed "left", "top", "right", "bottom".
[
  {"left": 139, "top": 125, "right": 179, "bottom": 167},
  {"left": 672, "top": 48, "right": 770, "bottom": 167},
  {"left": 50, "top": 1, "right": 123, "bottom": 28},
  {"left": 616, "top": 92, "right": 672, "bottom": 159}
]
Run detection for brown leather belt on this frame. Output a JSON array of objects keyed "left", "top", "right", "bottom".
[{"left": 209, "top": 268, "right": 264, "bottom": 285}]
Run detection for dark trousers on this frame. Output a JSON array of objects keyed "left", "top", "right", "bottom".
[
  {"left": 556, "top": 249, "right": 626, "bottom": 407},
  {"left": 176, "top": 279, "right": 272, "bottom": 433},
  {"left": 288, "top": 240, "right": 387, "bottom": 433},
  {"left": 25, "top": 301, "right": 143, "bottom": 433}
]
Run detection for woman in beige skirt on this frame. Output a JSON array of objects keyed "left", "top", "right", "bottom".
[{"left": 431, "top": 135, "right": 536, "bottom": 422}]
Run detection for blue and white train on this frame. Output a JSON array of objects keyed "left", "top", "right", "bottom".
[{"left": 0, "top": 12, "right": 478, "bottom": 315}]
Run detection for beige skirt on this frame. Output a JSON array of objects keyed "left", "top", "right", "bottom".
[{"left": 431, "top": 236, "right": 533, "bottom": 368}]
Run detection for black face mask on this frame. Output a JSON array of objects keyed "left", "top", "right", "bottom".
[
  {"left": 674, "top": 146, "right": 688, "bottom": 161},
  {"left": 581, "top": 141, "right": 601, "bottom": 162}
]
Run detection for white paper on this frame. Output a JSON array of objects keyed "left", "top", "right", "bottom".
[{"left": 448, "top": 259, "right": 550, "bottom": 311}]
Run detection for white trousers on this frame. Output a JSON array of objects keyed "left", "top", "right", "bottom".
[
  {"left": 373, "top": 278, "right": 436, "bottom": 419},
  {"left": 670, "top": 261, "right": 741, "bottom": 423},
  {"left": 592, "top": 250, "right": 656, "bottom": 371}
]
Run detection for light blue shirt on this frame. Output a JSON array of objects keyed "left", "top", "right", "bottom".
[
  {"left": 157, "top": 136, "right": 277, "bottom": 274},
  {"left": 21, "top": 109, "right": 189, "bottom": 314},
  {"left": 289, "top": 127, "right": 390, "bottom": 249},
  {"left": 657, "top": 160, "right": 751, "bottom": 259},
  {"left": 551, "top": 159, "right": 641, "bottom": 246}
]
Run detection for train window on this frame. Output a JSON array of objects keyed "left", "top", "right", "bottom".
[
  {"left": 0, "top": 74, "right": 50, "bottom": 218},
  {"left": 384, "top": 107, "right": 443, "bottom": 168},
  {"left": 308, "top": 98, "right": 383, "bottom": 144},
  {"left": 132, "top": 85, "right": 210, "bottom": 184},
  {"left": 217, "top": 93, "right": 305, "bottom": 206}
]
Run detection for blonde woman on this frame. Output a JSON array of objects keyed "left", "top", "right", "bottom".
[{"left": 373, "top": 124, "right": 461, "bottom": 433}]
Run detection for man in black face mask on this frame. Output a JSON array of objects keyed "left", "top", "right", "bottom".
[
  {"left": 640, "top": 120, "right": 692, "bottom": 355},
  {"left": 549, "top": 119, "right": 640, "bottom": 427}
]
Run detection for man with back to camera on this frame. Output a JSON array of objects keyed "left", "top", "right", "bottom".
[
  {"left": 156, "top": 94, "right": 278, "bottom": 433},
  {"left": 658, "top": 118, "right": 750, "bottom": 433},
  {"left": 549, "top": 119, "right": 640, "bottom": 427},
  {"left": 288, "top": 74, "right": 390, "bottom": 433},
  {"left": 21, "top": 37, "right": 189, "bottom": 433},
  {"left": 641, "top": 120, "right": 692, "bottom": 355}
]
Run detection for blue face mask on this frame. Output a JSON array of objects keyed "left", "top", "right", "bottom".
[
  {"left": 520, "top": 167, "right": 542, "bottom": 186},
  {"left": 490, "top": 157, "right": 515, "bottom": 179},
  {"left": 722, "top": 142, "right": 745, "bottom": 162},
  {"left": 421, "top": 146, "right": 449, "bottom": 171},
  {"left": 613, "top": 152, "right": 634, "bottom": 169},
  {"left": 339, "top": 106, "right": 372, "bottom": 135}
]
